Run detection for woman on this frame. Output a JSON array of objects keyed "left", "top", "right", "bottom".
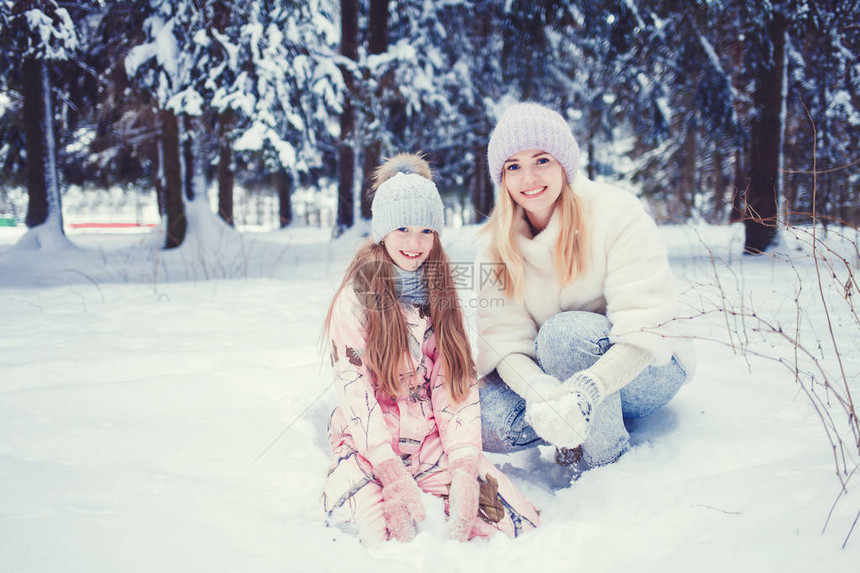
[{"left": 476, "top": 102, "right": 696, "bottom": 473}]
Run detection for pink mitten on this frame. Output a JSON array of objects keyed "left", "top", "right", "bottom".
[
  {"left": 446, "top": 457, "right": 480, "bottom": 541},
  {"left": 375, "top": 458, "right": 426, "bottom": 542}
]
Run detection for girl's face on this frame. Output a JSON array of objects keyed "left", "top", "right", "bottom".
[
  {"left": 502, "top": 149, "right": 565, "bottom": 226},
  {"left": 382, "top": 226, "right": 436, "bottom": 271}
]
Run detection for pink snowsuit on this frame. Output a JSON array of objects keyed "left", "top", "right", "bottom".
[{"left": 323, "top": 284, "right": 540, "bottom": 543}]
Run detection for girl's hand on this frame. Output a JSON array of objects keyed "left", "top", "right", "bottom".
[
  {"left": 446, "top": 457, "right": 480, "bottom": 541},
  {"left": 375, "top": 458, "right": 426, "bottom": 542}
]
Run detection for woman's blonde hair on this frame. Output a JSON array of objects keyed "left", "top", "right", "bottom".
[
  {"left": 322, "top": 154, "right": 475, "bottom": 402},
  {"left": 481, "top": 174, "right": 588, "bottom": 300}
]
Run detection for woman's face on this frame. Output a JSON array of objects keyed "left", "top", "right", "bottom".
[
  {"left": 502, "top": 149, "right": 565, "bottom": 225},
  {"left": 382, "top": 226, "right": 435, "bottom": 271}
]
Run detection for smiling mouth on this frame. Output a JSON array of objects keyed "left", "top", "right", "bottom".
[
  {"left": 521, "top": 186, "right": 546, "bottom": 197},
  {"left": 400, "top": 251, "right": 423, "bottom": 259}
]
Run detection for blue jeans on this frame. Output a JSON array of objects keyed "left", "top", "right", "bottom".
[{"left": 480, "top": 311, "right": 686, "bottom": 466}]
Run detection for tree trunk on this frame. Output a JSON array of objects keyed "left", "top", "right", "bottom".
[
  {"left": 362, "top": 141, "right": 381, "bottom": 219},
  {"left": 680, "top": 124, "right": 697, "bottom": 221},
  {"left": 470, "top": 147, "right": 493, "bottom": 223},
  {"left": 815, "top": 53, "right": 831, "bottom": 227},
  {"left": 182, "top": 116, "right": 196, "bottom": 202},
  {"left": 712, "top": 149, "right": 726, "bottom": 223},
  {"left": 337, "top": 142, "right": 355, "bottom": 232},
  {"left": 337, "top": 0, "right": 359, "bottom": 232},
  {"left": 586, "top": 138, "right": 596, "bottom": 180},
  {"left": 585, "top": 74, "right": 599, "bottom": 181},
  {"left": 22, "top": 57, "right": 64, "bottom": 233},
  {"left": 277, "top": 169, "right": 292, "bottom": 228},
  {"left": 218, "top": 113, "right": 235, "bottom": 226},
  {"left": 161, "top": 108, "right": 186, "bottom": 249},
  {"left": 744, "top": 9, "right": 788, "bottom": 254},
  {"left": 730, "top": 149, "right": 746, "bottom": 223},
  {"left": 729, "top": 25, "right": 747, "bottom": 225},
  {"left": 360, "top": 0, "right": 390, "bottom": 220},
  {"left": 155, "top": 138, "right": 166, "bottom": 217}
]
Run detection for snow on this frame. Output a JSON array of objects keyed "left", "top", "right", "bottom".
[
  {"left": 124, "top": 41, "right": 159, "bottom": 80},
  {"left": 22, "top": 7, "right": 78, "bottom": 61},
  {"left": 125, "top": 15, "right": 177, "bottom": 81},
  {"left": 0, "top": 92, "right": 11, "bottom": 116},
  {"left": 311, "top": 8, "right": 339, "bottom": 45},
  {"left": 64, "top": 128, "right": 97, "bottom": 156},
  {"left": 312, "top": 57, "right": 346, "bottom": 114},
  {"left": 232, "top": 118, "right": 301, "bottom": 172},
  {"left": 1, "top": 216, "right": 859, "bottom": 572},
  {"left": 211, "top": 73, "right": 257, "bottom": 116},
  {"left": 167, "top": 87, "right": 204, "bottom": 117},
  {"left": 234, "top": 122, "right": 268, "bottom": 152}
]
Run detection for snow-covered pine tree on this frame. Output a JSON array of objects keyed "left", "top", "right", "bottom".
[
  {"left": 44, "top": 1, "right": 105, "bottom": 193},
  {"left": 356, "top": 0, "right": 467, "bottom": 198},
  {"left": 0, "top": 1, "right": 26, "bottom": 194},
  {"left": 430, "top": 0, "right": 506, "bottom": 222},
  {"left": 86, "top": 2, "right": 163, "bottom": 205},
  {"left": 3, "top": 0, "right": 78, "bottom": 248},
  {"left": 353, "top": 0, "right": 556, "bottom": 224},
  {"left": 125, "top": 0, "right": 206, "bottom": 249},
  {"left": 195, "top": 0, "right": 244, "bottom": 226},
  {"left": 334, "top": 0, "right": 488, "bottom": 228},
  {"left": 781, "top": 0, "right": 860, "bottom": 228},
  {"left": 397, "top": 0, "right": 506, "bottom": 223},
  {"left": 205, "top": 0, "right": 340, "bottom": 228},
  {"left": 626, "top": 0, "right": 741, "bottom": 223},
  {"left": 274, "top": 0, "right": 340, "bottom": 226}
]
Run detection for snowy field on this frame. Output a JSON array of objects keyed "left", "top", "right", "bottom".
[{"left": 1, "top": 207, "right": 859, "bottom": 572}]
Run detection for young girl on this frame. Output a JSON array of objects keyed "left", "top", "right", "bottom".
[
  {"left": 322, "top": 153, "right": 539, "bottom": 545},
  {"left": 476, "top": 102, "right": 696, "bottom": 473}
]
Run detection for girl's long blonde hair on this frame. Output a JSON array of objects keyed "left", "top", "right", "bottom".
[
  {"left": 482, "top": 175, "right": 589, "bottom": 300},
  {"left": 323, "top": 237, "right": 475, "bottom": 402}
]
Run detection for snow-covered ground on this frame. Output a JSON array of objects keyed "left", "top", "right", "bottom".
[{"left": 1, "top": 209, "right": 859, "bottom": 572}]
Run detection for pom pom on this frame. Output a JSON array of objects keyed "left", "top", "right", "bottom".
[{"left": 371, "top": 153, "right": 433, "bottom": 197}]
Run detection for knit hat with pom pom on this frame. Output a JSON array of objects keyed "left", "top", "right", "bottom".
[
  {"left": 369, "top": 153, "right": 444, "bottom": 243},
  {"left": 487, "top": 102, "right": 580, "bottom": 187}
]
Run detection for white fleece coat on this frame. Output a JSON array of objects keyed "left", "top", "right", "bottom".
[{"left": 476, "top": 173, "right": 696, "bottom": 387}]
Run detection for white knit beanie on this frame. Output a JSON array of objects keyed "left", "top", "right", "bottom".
[
  {"left": 370, "top": 155, "right": 444, "bottom": 244},
  {"left": 487, "top": 102, "right": 580, "bottom": 187}
]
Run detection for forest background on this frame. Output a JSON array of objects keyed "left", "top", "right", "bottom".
[
  {"left": 2, "top": 2, "right": 860, "bottom": 568},
  {"left": 0, "top": 0, "right": 857, "bottom": 255}
]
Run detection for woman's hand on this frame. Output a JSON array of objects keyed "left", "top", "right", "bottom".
[
  {"left": 375, "top": 458, "right": 426, "bottom": 542},
  {"left": 525, "top": 372, "right": 594, "bottom": 448},
  {"left": 446, "top": 457, "right": 480, "bottom": 541},
  {"left": 562, "top": 371, "right": 605, "bottom": 404}
]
